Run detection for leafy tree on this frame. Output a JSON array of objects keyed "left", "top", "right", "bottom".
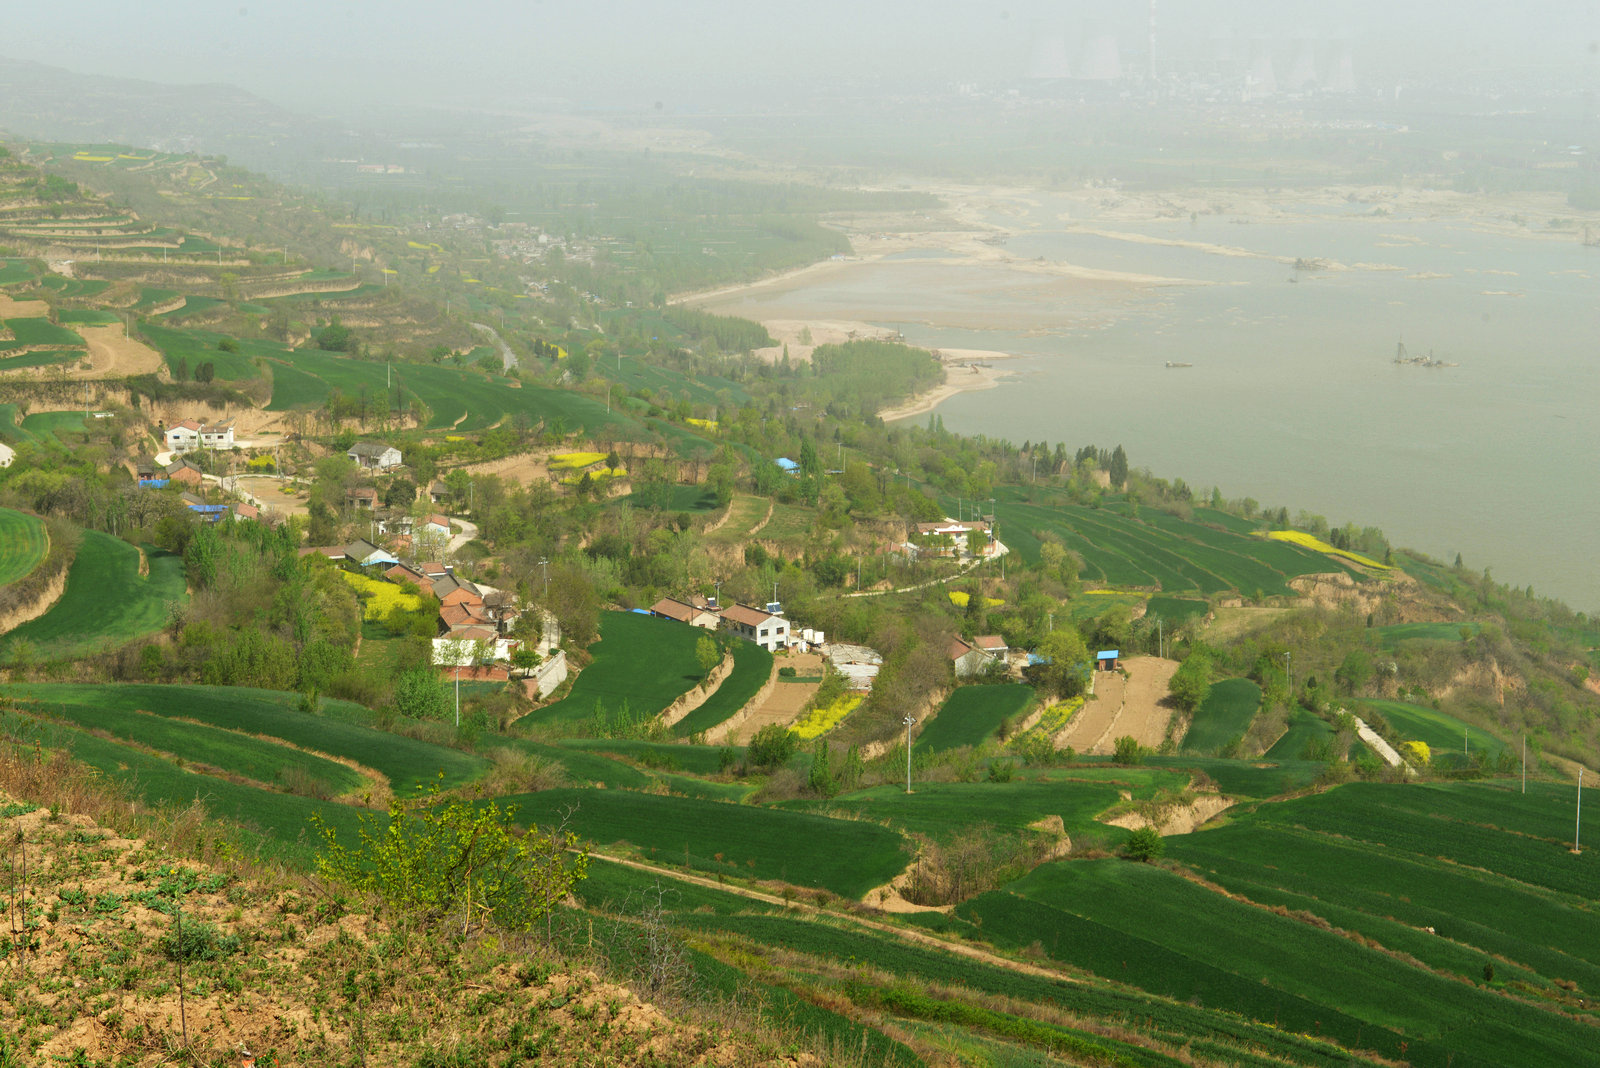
[
  {"left": 695, "top": 634, "right": 721, "bottom": 680},
  {"left": 311, "top": 777, "right": 588, "bottom": 933},
  {"left": 393, "top": 666, "right": 450, "bottom": 720},
  {"left": 1167, "top": 652, "right": 1213, "bottom": 713},
  {"left": 748, "top": 724, "right": 798, "bottom": 769},
  {"left": 1108, "top": 445, "right": 1128, "bottom": 489},
  {"left": 316, "top": 317, "right": 353, "bottom": 352},
  {"left": 1113, "top": 735, "right": 1145, "bottom": 765},
  {"left": 807, "top": 738, "right": 835, "bottom": 796},
  {"left": 1028, "top": 628, "right": 1090, "bottom": 699},
  {"left": 1122, "top": 825, "right": 1165, "bottom": 861}
]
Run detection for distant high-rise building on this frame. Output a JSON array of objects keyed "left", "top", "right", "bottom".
[
  {"left": 1029, "top": 23, "right": 1072, "bottom": 80},
  {"left": 1245, "top": 38, "right": 1277, "bottom": 99},
  {"left": 1286, "top": 38, "right": 1319, "bottom": 91},
  {"left": 1078, "top": 22, "right": 1122, "bottom": 81},
  {"left": 1326, "top": 40, "right": 1357, "bottom": 93}
]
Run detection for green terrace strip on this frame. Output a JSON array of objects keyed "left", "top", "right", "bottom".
[
  {"left": 0, "top": 507, "right": 47, "bottom": 586},
  {"left": 1263, "top": 709, "right": 1337, "bottom": 760},
  {"left": 1248, "top": 781, "right": 1600, "bottom": 899},
  {"left": 12, "top": 700, "right": 364, "bottom": 798},
  {"left": 2, "top": 683, "right": 489, "bottom": 794},
  {"left": 1374, "top": 620, "right": 1482, "bottom": 649},
  {"left": 4, "top": 317, "right": 85, "bottom": 347},
  {"left": 684, "top": 946, "right": 921, "bottom": 1068},
  {"left": 1166, "top": 816, "right": 1600, "bottom": 994},
  {"left": 1180, "top": 677, "right": 1261, "bottom": 754},
  {"left": 497, "top": 787, "right": 906, "bottom": 898},
  {"left": 1140, "top": 754, "right": 1326, "bottom": 798},
  {"left": 785, "top": 771, "right": 1185, "bottom": 842},
  {"left": 0, "top": 712, "right": 368, "bottom": 867},
  {"left": 916, "top": 685, "right": 1035, "bottom": 753},
  {"left": 1360, "top": 699, "right": 1508, "bottom": 760},
  {"left": 670, "top": 641, "right": 773, "bottom": 738},
  {"left": 519, "top": 611, "right": 707, "bottom": 730},
  {"left": 0, "top": 533, "right": 185, "bottom": 659},
  {"left": 673, "top": 911, "right": 1365, "bottom": 1068},
  {"left": 54, "top": 309, "right": 122, "bottom": 325},
  {"left": 992, "top": 490, "right": 1354, "bottom": 596},
  {"left": 17, "top": 411, "right": 91, "bottom": 445},
  {"left": 960, "top": 857, "right": 1600, "bottom": 1068},
  {"left": 559, "top": 739, "right": 745, "bottom": 777}
]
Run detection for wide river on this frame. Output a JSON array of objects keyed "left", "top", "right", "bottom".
[{"left": 704, "top": 193, "right": 1600, "bottom": 613}]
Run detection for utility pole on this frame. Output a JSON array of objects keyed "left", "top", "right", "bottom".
[
  {"left": 904, "top": 715, "right": 917, "bottom": 793},
  {"left": 538, "top": 558, "right": 549, "bottom": 598},
  {"left": 1574, "top": 767, "right": 1587, "bottom": 856},
  {"left": 1522, "top": 735, "right": 1527, "bottom": 794},
  {"left": 1285, "top": 651, "right": 1292, "bottom": 703},
  {"left": 454, "top": 663, "right": 461, "bottom": 728}
]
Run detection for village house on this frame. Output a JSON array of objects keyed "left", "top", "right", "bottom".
[
  {"left": 948, "top": 636, "right": 998, "bottom": 679},
  {"left": 422, "top": 513, "right": 452, "bottom": 538},
  {"left": 345, "top": 538, "right": 398, "bottom": 567},
  {"left": 348, "top": 441, "right": 403, "bottom": 471},
  {"left": 164, "top": 419, "right": 234, "bottom": 453},
  {"left": 721, "top": 603, "right": 789, "bottom": 652},
  {"left": 827, "top": 643, "right": 883, "bottom": 691},
  {"left": 345, "top": 486, "right": 378, "bottom": 511},
  {"left": 650, "top": 597, "right": 721, "bottom": 629}
]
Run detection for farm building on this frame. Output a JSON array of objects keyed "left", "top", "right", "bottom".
[
  {"left": 348, "top": 441, "right": 403, "bottom": 471},
  {"left": 385, "top": 562, "right": 429, "bottom": 588},
  {"left": 650, "top": 597, "right": 721, "bottom": 629},
  {"left": 345, "top": 538, "right": 398, "bottom": 567},
  {"left": 164, "top": 419, "right": 234, "bottom": 453},
  {"left": 721, "top": 603, "right": 790, "bottom": 651},
  {"left": 422, "top": 514, "right": 452, "bottom": 537},
  {"left": 914, "top": 519, "right": 992, "bottom": 560},
  {"left": 180, "top": 493, "right": 228, "bottom": 523},
  {"left": 231, "top": 502, "right": 260, "bottom": 522},
  {"left": 163, "top": 459, "right": 204, "bottom": 487},
  {"left": 428, "top": 480, "right": 451, "bottom": 504},
  {"left": 827, "top": 643, "right": 883, "bottom": 692},
  {"left": 948, "top": 636, "right": 998, "bottom": 679},
  {"left": 345, "top": 486, "right": 378, "bottom": 510},
  {"left": 135, "top": 460, "right": 167, "bottom": 488},
  {"left": 1097, "top": 649, "right": 1120, "bottom": 671},
  {"left": 773, "top": 457, "right": 801, "bottom": 476}
]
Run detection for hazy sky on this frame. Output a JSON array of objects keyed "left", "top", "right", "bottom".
[{"left": 7, "top": 1, "right": 1599, "bottom": 112}]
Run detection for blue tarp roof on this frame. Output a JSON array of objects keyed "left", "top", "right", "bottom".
[
  {"left": 774, "top": 457, "right": 800, "bottom": 472},
  {"left": 1097, "top": 649, "right": 1120, "bottom": 659}
]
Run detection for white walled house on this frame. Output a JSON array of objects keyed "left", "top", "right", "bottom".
[
  {"left": 348, "top": 441, "right": 403, "bottom": 470},
  {"left": 165, "top": 420, "right": 233, "bottom": 453},
  {"left": 721, "top": 603, "right": 789, "bottom": 652}
]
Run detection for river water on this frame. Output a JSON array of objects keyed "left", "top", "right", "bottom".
[{"left": 708, "top": 196, "right": 1600, "bottom": 613}]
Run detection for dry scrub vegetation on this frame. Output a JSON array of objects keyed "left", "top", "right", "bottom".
[{"left": 0, "top": 742, "right": 822, "bottom": 1067}]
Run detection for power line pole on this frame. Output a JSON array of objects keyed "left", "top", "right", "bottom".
[{"left": 904, "top": 715, "right": 917, "bottom": 794}]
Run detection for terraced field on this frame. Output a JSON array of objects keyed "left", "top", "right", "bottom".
[
  {"left": 670, "top": 640, "right": 773, "bottom": 738},
  {"left": 1362, "top": 699, "right": 1508, "bottom": 762},
  {"left": 1180, "top": 677, "right": 1261, "bottom": 754},
  {"left": 1263, "top": 708, "right": 1337, "bottom": 760},
  {"left": 960, "top": 853, "right": 1600, "bottom": 1068},
  {"left": 0, "top": 508, "right": 46, "bottom": 586},
  {"left": 916, "top": 685, "right": 1035, "bottom": 753},
  {"left": 518, "top": 610, "right": 706, "bottom": 730},
  {"left": 498, "top": 787, "right": 906, "bottom": 897},
  {"left": 992, "top": 490, "right": 1354, "bottom": 597},
  {"left": 3, "top": 683, "right": 487, "bottom": 793},
  {"left": 0, "top": 532, "right": 185, "bottom": 658}
]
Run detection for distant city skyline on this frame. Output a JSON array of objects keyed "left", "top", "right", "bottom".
[{"left": 5, "top": 1, "right": 1597, "bottom": 114}]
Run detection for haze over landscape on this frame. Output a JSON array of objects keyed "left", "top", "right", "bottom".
[{"left": 2, "top": 3, "right": 1599, "bottom": 1066}]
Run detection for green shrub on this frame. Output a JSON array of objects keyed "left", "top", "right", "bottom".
[
  {"left": 160, "top": 915, "right": 240, "bottom": 962},
  {"left": 749, "top": 724, "right": 798, "bottom": 769}
]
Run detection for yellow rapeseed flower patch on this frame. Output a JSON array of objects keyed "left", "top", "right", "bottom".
[
  {"left": 1264, "top": 530, "right": 1390, "bottom": 570},
  {"left": 947, "top": 591, "right": 1005, "bottom": 608},
  {"left": 550, "top": 452, "right": 607, "bottom": 470},
  {"left": 1027, "top": 696, "right": 1085, "bottom": 737},
  {"left": 792, "top": 695, "right": 862, "bottom": 740},
  {"left": 341, "top": 571, "right": 425, "bottom": 622},
  {"left": 685, "top": 418, "right": 719, "bottom": 432},
  {"left": 72, "top": 154, "right": 115, "bottom": 163}
]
